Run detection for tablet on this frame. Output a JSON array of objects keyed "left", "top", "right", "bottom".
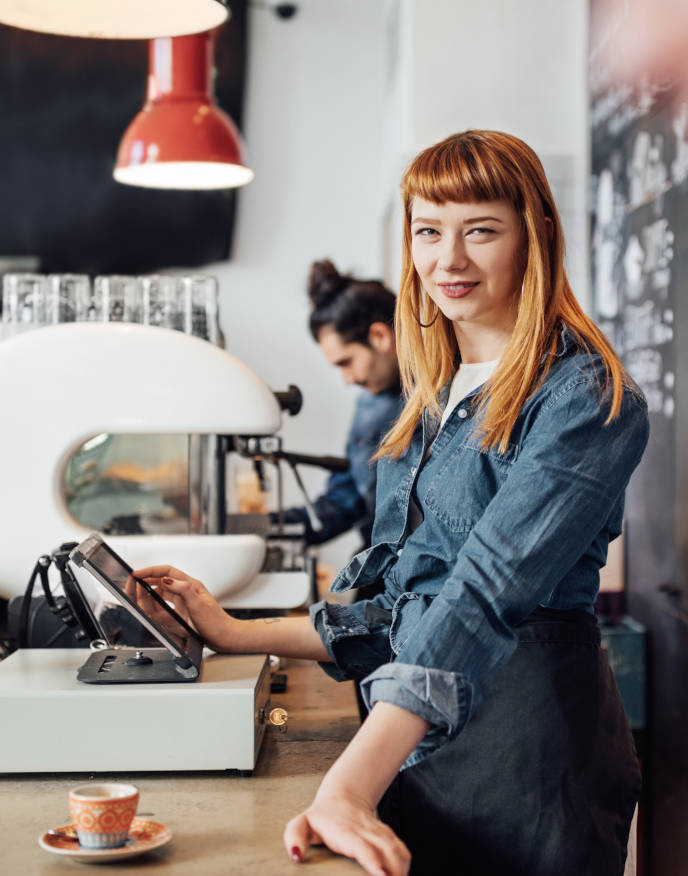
[{"left": 69, "top": 533, "right": 204, "bottom": 677}]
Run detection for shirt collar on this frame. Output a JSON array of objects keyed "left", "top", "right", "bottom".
[
  {"left": 433, "top": 323, "right": 574, "bottom": 410},
  {"left": 439, "top": 323, "right": 577, "bottom": 409},
  {"left": 550, "top": 322, "right": 575, "bottom": 360}
]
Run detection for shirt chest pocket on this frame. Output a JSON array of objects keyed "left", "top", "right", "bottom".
[{"left": 423, "top": 437, "right": 518, "bottom": 533}]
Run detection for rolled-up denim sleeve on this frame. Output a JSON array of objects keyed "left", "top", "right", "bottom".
[
  {"left": 364, "top": 379, "right": 649, "bottom": 764},
  {"left": 309, "top": 598, "right": 393, "bottom": 681},
  {"left": 359, "top": 663, "right": 474, "bottom": 767}
]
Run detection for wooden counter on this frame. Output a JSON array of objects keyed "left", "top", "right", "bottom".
[{"left": 0, "top": 659, "right": 363, "bottom": 875}]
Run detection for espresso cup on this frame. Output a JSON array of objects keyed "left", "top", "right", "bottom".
[{"left": 68, "top": 782, "right": 139, "bottom": 849}]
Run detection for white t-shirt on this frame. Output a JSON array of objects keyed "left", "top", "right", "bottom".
[
  {"left": 439, "top": 359, "right": 499, "bottom": 430},
  {"left": 407, "top": 359, "right": 498, "bottom": 532}
]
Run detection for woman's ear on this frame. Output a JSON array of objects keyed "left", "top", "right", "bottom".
[{"left": 367, "top": 322, "right": 395, "bottom": 352}]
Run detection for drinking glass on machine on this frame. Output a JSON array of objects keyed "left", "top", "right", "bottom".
[
  {"left": 45, "top": 274, "right": 89, "bottom": 324},
  {"left": 140, "top": 275, "right": 181, "bottom": 330},
  {"left": 1, "top": 273, "right": 47, "bottom": 336},
  {"left": 92, "top": 275, "right": 142, "bottom": 323},
  {"left": 177, "top": 275, "right": 224, "bottom": 346},
  {"left": 75, "top": 277, "right": 102, "bottom": 322}
]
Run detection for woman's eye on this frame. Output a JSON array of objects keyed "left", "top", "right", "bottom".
[
  {"left": 467, "top": 227, "right": 495, "bottom": 237},
  {"left": 414, "top": 227, "right": 438, "bottom": 237}
]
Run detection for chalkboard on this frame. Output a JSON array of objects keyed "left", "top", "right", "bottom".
[
  {"left": 0, "top": 1, "right": 248, "bottom": 275},
  {"left": 589, "top": 0, "right": 686, "bottom": 602},
  {"left": 589, "top": 5, "right": 688, "bottom": 873}
]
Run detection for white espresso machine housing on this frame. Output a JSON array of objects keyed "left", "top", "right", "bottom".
[{"left": 0, "top": 322, "right": 309, "bottom": 607}]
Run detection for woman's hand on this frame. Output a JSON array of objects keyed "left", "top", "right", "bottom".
[
  {"left": 132, "top": 565, "right": 236, "bottom": 652},
  {"left": 284, "top": 787, "right": 410, "bottom": 876},
  {"left": 124, "top": 574, "right": 189, "bottom": 648},
  {"left": 283, "top": 702, "right": 429, "bottom": 874},
  {"left": 133, "top": 564, "right": 330, "bottom": 660}
]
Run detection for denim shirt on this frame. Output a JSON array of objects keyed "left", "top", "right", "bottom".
[
  {"left": 310, "top": 327, "right": 649, "bottom": 768},
  {"left": 280, "top": 385, "right": 404, "bottom": 546}
]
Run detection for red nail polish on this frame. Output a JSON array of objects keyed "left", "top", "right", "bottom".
[{"left": 291, "top": 846, "right": 302, "bottom": 862}]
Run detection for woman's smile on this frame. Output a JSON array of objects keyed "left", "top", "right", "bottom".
[{"left": 437, "top": 281, "right": 480, "bottom": 298}]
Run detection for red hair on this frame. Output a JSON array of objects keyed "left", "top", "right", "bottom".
[{"left": 378, "top": 130, "right": 627, "bottom": 458}]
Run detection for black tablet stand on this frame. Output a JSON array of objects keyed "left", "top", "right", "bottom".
[
  {"left": 76, "top": 647, "right": 199, "bottom": 684},
  {"left": 21, "top": 543, "right": 201, "bottom": 684}
]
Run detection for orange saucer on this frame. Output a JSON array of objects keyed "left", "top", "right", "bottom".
[{"left": 39, "top": 817, "right": 172, "bottom": 863}]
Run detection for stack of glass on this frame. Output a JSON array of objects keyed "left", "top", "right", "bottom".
[{"left": 1, "top": 273, "right": 223, "bottom": 346}]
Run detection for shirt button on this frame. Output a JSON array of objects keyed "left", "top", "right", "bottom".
[
  {"left": 458, "top": 408, "right": 468, "bottom": 419},
  {"left": 397, "top": 548, "right": 403, "bottom": 556}
]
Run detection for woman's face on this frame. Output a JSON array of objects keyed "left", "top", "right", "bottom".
[{"left": 410, "top": 198, "right": 524, "bottom": 339}]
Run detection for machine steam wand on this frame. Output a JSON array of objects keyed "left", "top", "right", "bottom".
[
  {"left": 225, "top": 385, "right": 349, "bottom": 536},
  {"left": 232, "top": 436, "right": 349, "bottom": 534}
]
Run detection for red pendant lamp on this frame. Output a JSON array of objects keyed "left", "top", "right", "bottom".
[
  {"left": 114, "top": 31, "right": 253, "bottom": 190},
  {"left": 0, "top": 0, "right": 229, "bottom": 39}
]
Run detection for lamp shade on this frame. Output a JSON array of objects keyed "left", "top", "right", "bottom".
[
  {"left": 0, "top": 0, "right": 229, "bottom": 39},
  {"left": 114, "top": 32, "right": 254, "bottom": 191}
]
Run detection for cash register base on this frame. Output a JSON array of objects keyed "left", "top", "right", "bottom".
[{"left": 0, "top": 649, "right": 271, "bottom": 773}]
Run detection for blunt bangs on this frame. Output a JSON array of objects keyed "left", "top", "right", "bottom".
[{"left": 402, "top": 133, "right": 525, "bottom": 215}]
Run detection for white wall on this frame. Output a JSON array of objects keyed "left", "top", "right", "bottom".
[{"left": 209, "top": 0, "right": 394, "bottom": 569}]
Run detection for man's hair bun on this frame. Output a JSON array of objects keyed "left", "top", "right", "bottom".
[
  {"left": 308, "top": 259, "right": 350, "bottom": 308},
  {"left": 307, "top": 258, "right": 396, "bottom": 345}
]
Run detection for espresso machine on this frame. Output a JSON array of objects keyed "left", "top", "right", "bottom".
[
  {"left": 0, "top": 320, "right": 317, "bottom": 608},
  {"left": 0, "top": 320, "right": 332, "bottom": 772}
]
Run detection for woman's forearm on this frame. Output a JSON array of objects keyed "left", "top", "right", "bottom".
[
  {"left": 220, "top": 613, "right": 331, "bottom": 662},
  {"left": 317, "top": 701, "right": 431, "bottom": 808}
]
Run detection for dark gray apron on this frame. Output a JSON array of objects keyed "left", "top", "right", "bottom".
[{"left": 378, "top": 607, "right": 640, "bottom": 876}]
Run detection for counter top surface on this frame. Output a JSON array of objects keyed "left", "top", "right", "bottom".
[{"left": 0, "top": 657, "right": 363, "bottom": 875}]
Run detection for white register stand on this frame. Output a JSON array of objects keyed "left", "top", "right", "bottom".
[{"left": 0, "top": 649, "right": 271, "bottom": 774}]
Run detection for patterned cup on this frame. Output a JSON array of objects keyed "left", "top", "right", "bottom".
[{"left": 69, "top": 783, "right": 139, "bottom": 849}]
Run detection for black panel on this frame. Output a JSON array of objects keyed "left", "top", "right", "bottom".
[{"left": 0, "top": 0, "right": 248, "bottom": 274}]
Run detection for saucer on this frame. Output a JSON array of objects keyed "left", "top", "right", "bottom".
[{"left": 39, "top": 817, "right": 172, "bottom": 863}]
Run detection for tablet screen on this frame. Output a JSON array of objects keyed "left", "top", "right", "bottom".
[{"left": 69, "top": 533, "right": 203, "bottom": 666}]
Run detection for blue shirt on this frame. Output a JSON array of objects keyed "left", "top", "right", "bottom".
[
  {"left": 310, "top": 327, "right": 649, "bottom": 768},
  {"left": 280, "top": 386, "right": 404, "bottom": 546}
]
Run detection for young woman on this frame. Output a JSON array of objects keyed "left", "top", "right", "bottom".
[{"left": 136, "top": 130, "right": 649, "bottom": 876}]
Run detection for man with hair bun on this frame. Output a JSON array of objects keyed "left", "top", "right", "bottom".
[{"left": 276, "top": 259, "right": 403, "bottom": 552}]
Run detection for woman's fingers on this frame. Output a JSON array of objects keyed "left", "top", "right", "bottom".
[
  {"left": 283, "top": 812, "right": 321, "bottom": 862},
  {"left": 133, "top": 564, "right": 195, "bottom": 584},
  {"left": 136, "top": 570, "right": 211, "bottom": 610},
  {"left": 153, "top": 582, "right": 191, "bottom": 623},
  {"left": 138, "top": 575, "right": 233, "bottom": 652},
  {"left": 160, "top": 576, "right": 216, "bottom": 607},
  {"left": 125, "top": 575, "right": 159, "bottom": 619},
  {"left": 336, "top": 821, "right": 409, "bottom": 876},
  {"left": 160, "top": 576, "right": 192, "bottom": 594},
  {"left": 124, "top": 574, "right": 137, "bottom": 601},
  {"left": 356, "top": 825, "right": 410, "bottom": 876},
  {"left": 283, "top": 806, "right": 410, "bottom": 876}
]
